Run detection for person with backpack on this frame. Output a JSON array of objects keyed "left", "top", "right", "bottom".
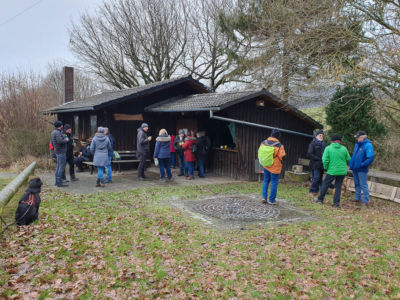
[
  {"left": 51, "top": 121, "right": 69, "bottom": 187},
  {"left": 173, "top": 129, "right": 187, "bottom": 176},
  {"left": 182, "top": 132, "right": 197, "bottom": 180},
  {"left": 307, "top": 129, "right": 325, "bottom": 196},
  {"left": 314, "top": 134, "right": 351, "bottom": 207},
  {"left": 104, "top": 127, "right": 114, "bottom": 183},
  {"left": 349, "top": 131, "right": 375, "bottom": 207},
  {"left": 153, "top": 129, "right": 173, "bottom": 182},
  {"left": 195, "top": 131, "right": 211, "bottom": 178},
  {"left": 258, "top": 129, "right": 286, "bottom": 205}
]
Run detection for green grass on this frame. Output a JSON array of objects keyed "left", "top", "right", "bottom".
[
  {"left": 0, "top": 177, "right": 25, "bottom": 226},
  {"left": 1, "top": 182, "right": 400, "bottom": 298}
]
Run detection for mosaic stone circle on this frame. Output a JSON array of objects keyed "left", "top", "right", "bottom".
[{"left": 191, "top": 197, "right": 279, "bottom": 220}]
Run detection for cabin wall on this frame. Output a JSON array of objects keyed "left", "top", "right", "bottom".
[{"left": 209, "top": 96, "right": 315, "bottom": 180}]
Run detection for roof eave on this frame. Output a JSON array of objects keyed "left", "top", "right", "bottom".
[
  {"left": 148, "top": 107, "right": 221, "bottom": 113},
  {"left": 42, "top": 106, "right": 95, "bottom": 115}
]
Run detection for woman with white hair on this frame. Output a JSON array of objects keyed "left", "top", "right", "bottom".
[
  {"left": 90, "top": 127, "right": 112, "bottom": 187},
  {"left": 153, "top": 128, "right": 173, "bottom": 182}
]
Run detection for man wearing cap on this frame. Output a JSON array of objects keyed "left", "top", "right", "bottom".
[
  {"left": 349, "top": 131, "right": 375, "bottom": 207},
  {"left": 307, "top": 129, "right": 325, "bottom": 196},
  {"left": 51, "top": 121, "right": 69, "bottom": 187},
  {"left": 315, "top": 134, "right": 351, "bottom": 207},
  {"left": 62, "top": 124, "right": 78, "bottom": 182},
  {"left": 137, "top": 123, "right": 152, "bottom": 180}
]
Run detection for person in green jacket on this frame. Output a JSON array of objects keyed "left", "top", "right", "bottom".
[{"left": 314, "top": 134, "right": 351, "bottom": 207}]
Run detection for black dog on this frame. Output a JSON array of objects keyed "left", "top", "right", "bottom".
[{"left": 15, "top": 177, "right": 42, "bottom": 226}]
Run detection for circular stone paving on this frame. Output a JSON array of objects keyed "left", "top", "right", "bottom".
[{"left": 191, "top": 197, "right": 279, "bottom": 220}]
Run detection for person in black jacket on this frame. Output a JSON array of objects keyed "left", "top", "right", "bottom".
[
  {"left": 195, "top": 131, "right": 211, "bottom": 178},
  {"left": 62, "top": 124, "right": 78, "bottom": 182},
  {"left": 51, "top": 121, "right": 69, "bottom": 187},
  {"left": 307, "top": 129, "right": 325, "bottom": 196},
  {"left": 136, "top": 123, "right": 152, "bottom": 180}
]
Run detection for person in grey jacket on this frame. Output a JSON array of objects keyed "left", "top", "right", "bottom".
[
  {"left": 51, "top": 121, "right": 69, "bottom": 187},
  {"left": 136, "top": 123, "right": 152, "bottom": 180},
  {"left": 90, "top": 127, "right": 112, "bottom": 187}
]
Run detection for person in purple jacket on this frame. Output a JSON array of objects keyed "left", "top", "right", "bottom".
[
  {"left": 153, "top": 129, "right": 173, "bottom": 182},
  {"left": 349, "top": 131, "right": 375, "bottom": 207}
]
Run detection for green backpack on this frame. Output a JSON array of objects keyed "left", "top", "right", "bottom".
[
  {"left": 258, "top": 140, "right": 280, "bottom": 167},
  {"left": 113, "top": 151, "right": 121, "bottom": 161}
]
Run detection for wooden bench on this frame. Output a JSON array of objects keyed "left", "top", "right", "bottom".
[{"left": 83, "top": 160, "right": 151, "bottom": 174}]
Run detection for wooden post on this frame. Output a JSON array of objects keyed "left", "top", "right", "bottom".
[{"left": 0, "top": 162, "right": 36, "bottom": 233}]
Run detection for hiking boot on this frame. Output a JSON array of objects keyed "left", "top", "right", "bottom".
[
  {"left": 187, "top": 176, "right": 194, "bottom": 180},
  {"left": 361, "top": 202, "right": 369, "bottom": 208},
  {"left": 71, "top": 177, "right": 79, "bottom": 182},
  {"left": 56, "top": 183, "right": 69, "bottom": 187},
  {"left": 267, "top": 200, "right": 277, "bottom": 205},
  {"left": 332, "top": 204, "right": 340, "bottom": 208},
  {"left": 104, "top": 179, "right": 112, "bottom": 184},
  {"left": 262, "top": 199, "right": 268, "bottom": 204},
  {"left": 138, "top": 177, "right": 145, "bottom": 181},
  {"left": 160, "top": 178, "right": 166, "bottom": 183},
  {"left": 313, "top": 198, "right": 323, "bottom": 204},
  {"left": 167, "top": 177, "right": 173, "bottom": 182}
]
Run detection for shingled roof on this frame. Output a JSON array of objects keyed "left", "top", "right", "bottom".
[
  {"left": 145, "top": 89, "right": 322, "bottom": 128},
  {"left": 42, "top": 75, "right": 210, "bottom": 114}
]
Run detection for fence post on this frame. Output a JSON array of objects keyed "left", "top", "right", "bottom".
[{"left": 0, "top": 162, "right": 37, "bottom": 233}]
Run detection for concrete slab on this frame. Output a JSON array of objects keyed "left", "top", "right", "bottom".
[{"left": 37, "top": 167, "right": 241, "bottom": 194}]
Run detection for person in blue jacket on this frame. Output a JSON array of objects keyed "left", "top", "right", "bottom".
[
  {"left": 153, "top": 129, "right": 173, "bottom": 182},
  {"left": 349, "top": 131, "right": 375, "bottom": 207}
]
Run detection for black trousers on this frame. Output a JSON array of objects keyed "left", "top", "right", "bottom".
[
  {"left": 62, "top": 155, "right": 76, "bottom": 180},
  {"left": 137, "top": 152, "right": 148, "bottom": 178},
  {"left": 318, "top": 174, "right": 345, "bottom": 206}
]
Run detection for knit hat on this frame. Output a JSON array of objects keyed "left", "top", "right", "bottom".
[
  {"left": 97, "top": 127, "right": 105, "bottom": 133},
  {"left": 331, "top": 134, "right": 341, "bottom": 141},
  {"left": 315, "top": 129, "right": 324, "bottom": 136},
  {"left": 141, "top": 123, "right": 149, "bottom": 129},
  {"left": 354, "top": 130, "right": 367, "bottom": 138},
  {"left": 270, "top": 129, "right": 281, "bottom": 139},
  {"left": 64, "top": 124, "right": 71, "bottom": 130},
  {"left": 54, "top": 121, "right": 63, "bottom": 128},
  {"left": 178, "top": 129, "right": 184, "bottom": 135}
]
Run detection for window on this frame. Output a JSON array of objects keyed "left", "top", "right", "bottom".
[
  {"left": 73, "top": 115, "right": 79, "bottom": 137},
  {"left": 90, "top": 115, "right": 97, "bottom": 137}
]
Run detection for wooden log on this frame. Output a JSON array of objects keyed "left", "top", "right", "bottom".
[{"left": 285, "top": 171, "right": 310, "bottom": 182}]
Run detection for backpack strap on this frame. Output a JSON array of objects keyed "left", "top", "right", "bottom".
[{"left": 263, "top": 140, "right": 281, "bottom": 148}]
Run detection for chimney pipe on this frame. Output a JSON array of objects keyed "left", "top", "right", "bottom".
[{"left": 63, "top": 66, "right": 74, "bottom": 103}]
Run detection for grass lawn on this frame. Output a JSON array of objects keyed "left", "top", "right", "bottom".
[{"left": 1, "top": 182, "right": 400, "bottom": 299}]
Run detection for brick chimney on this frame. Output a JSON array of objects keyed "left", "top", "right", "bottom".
[{"left": 63, "top": 66, "right": 74, "bottom": 103}]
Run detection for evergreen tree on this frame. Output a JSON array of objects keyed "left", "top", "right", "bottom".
[{"left": 326, "top": 85, "right": 387, "bottom": 149}]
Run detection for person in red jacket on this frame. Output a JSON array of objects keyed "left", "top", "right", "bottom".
[
  {"left": 170, "top": 133, "right": 176, "bottom": 169},
  {"left": 182, "top": 132, "right": 197, "bottom": 180}
]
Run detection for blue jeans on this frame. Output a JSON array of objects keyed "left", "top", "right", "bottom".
[
  {"left": 106, "top": 155, "right": 113, "bottom": 181},
  {"left": 158, "top": 158, "right": 172, "bottom": 179},
  {"left": 187, "top": 161, "right": 195, "bottom": 176},
  {"left": 318, "top": 174, "right": 345, "bottom": 206},
  {"left": 262, "top": 169, "right": 280, "bottom": 202},
  {"left": 353, "top": 170, "right": 369, "bottom": 203},
  {"left": 177, "top": 153, "right": 188, "bottom": 175},
  {"left": 171, "top": 152, "right": 176, "bottom": 168},
  {"left": 55, "top": 153, "right": 67, "bottom": 185},
  {"left": 97, "top": 166, "right": 105, "bottom": 180},
  {"left": 310, "top": 168, "right": 324, "bottom": 193},
  {"left": 197, "top": 159, "right": 205, "bottom": 177}
]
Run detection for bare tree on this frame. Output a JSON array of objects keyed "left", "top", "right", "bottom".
[
  {"left": 182, "top": 0, "right": 252, "bottom": 91},
  {"left": 69, "top": 0, "right": 188, "bottom": 89}
]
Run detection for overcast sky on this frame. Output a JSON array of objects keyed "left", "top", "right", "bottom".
[{"left": 0, "top": 0, "right": 104, "bottom": 74}]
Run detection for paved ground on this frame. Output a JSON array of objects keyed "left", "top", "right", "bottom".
[{"left": 37, "top": 167, "right": 241, "bottom": 194}]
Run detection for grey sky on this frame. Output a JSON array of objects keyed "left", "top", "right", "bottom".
[{"left": 0, "top": 0, "right": 103, "bottom": 74}]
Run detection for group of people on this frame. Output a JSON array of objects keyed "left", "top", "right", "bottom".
[
  {"left": 136, "top": 123, "right": 211, "bottom": 182},
  {"left": 51, "top": 121, "right": 114, "bottom": 187},
  {"left": 260, "top": 128, "right": 375, "bottom": 208}
]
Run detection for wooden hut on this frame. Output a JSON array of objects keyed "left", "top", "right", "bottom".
[{"left": 43, "top": 75, "right": 321, "bottom": 180}]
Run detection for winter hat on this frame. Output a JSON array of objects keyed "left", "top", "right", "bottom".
[
  {"left": 354, "top": 130, "right": 367, "bottom": 138},
  {"left": 97, "top": 127, "right": 105, "bottom": 133},
  {"left": 178, "top": 129, "right": 184, "bottom": 135},
  {"left": 64, "top": 124, "right": 71, "bottom": 130},
  {"left": 315, "top": 129, "right": 324, "bottom": 136},
  {"left": 141, "top": 123, "right": 149, "bottom": 129},
  {"left": 270, "top": 128, "right": 281, "bottom": 139},
  {"left": 331, "top": 134, "right": 342, "bottom": 141},
  {"left": 54, "top": 121, "right": 63, "bottom": 128}
]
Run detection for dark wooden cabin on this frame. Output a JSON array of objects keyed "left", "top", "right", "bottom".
[{"left": 44, "top": 75, "right": 321, "bottom": 180}]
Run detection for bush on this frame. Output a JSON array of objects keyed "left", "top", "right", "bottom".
[
  {"left": 326, "top": 85, "right": 387, "bottom": 149},
  {"left": 5, "top": 129, "right": 50, "bottom": 161}
]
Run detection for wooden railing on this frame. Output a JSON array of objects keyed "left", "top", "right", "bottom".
[{"left": 0, "top": 162, "right": 36, "bottom": 233}]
